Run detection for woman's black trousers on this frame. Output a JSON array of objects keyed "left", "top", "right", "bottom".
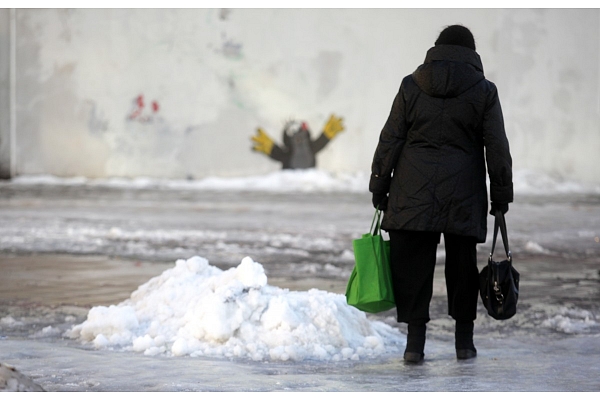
[{"left": 388, "top": 230, "right": 479, "bottom": 324}]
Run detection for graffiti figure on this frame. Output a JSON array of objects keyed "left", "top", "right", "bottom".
[
  {"left": 128, "top": 94, "right": 160, "bottom": 123},
  {"left": 251, "top": 115, "right": 345, "bottom": 169}
]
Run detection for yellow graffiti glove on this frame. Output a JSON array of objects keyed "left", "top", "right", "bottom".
[
  {"left": 323, "top": 114, "right": 345, "bottom": 139},
  {"left": 251, "top": 128, "right": 275, "bottom": 155}
]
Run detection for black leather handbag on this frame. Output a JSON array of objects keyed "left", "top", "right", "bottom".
[{"left": 479, "top": 211, "right": 520, "bottom": 320}]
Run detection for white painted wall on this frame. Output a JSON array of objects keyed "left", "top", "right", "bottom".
[{"left": 2, "top": 8, "right": 599, "bottom": 183}]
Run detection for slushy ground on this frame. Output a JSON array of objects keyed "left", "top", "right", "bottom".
[{"left": 1, "top": 174, "right": 599, "bottom": 392}]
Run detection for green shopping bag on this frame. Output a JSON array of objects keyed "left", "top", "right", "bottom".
[{"left": 345, "top": 208, "right": 395, "bottom": 313}]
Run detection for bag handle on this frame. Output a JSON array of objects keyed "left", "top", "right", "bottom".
[
  {"left": 370, "top": 207, "right": 383, "bottom": 236},
  {"left": 490, "top": 210, "right": 511, "bottom": 262},
  {"left": 369, "top": 207, "right": 386, "bottom": 271},
  {"left": 488, "top": 211, "right": 512, "bottom": 310}
]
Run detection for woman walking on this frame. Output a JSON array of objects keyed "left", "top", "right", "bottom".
[{"left": 369, "top": 25, "right": 513, "bottom": 363}]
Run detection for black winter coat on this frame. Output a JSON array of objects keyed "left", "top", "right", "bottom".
[{"left": 369, "top": 45, "right": 513, "bottom": 243}]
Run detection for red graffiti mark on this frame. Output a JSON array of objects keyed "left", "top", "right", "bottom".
[
  {"left": 128, "top": 94, "right": 161, "bottom": 123},
  {"left": 128, "top": 94, "right": 145, "bottom": 120}
]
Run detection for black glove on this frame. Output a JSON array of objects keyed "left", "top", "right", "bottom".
[
  {"left": 490, "top": 202, "right": 509, "bottom": 216},
  {"left": 372, "top": 192, "right": 389, "bottom": 211}
]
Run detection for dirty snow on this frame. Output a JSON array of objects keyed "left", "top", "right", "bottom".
[{"left": 66, "top": 256, "right": 404, "bottom": 362}]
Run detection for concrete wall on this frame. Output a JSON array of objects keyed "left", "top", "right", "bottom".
[{"left": 1, "top": 8, "right": 599, "bottom": 183}]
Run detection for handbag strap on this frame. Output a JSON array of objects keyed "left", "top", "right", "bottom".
[{"left": 490, "top": 210, "right": 511, "bottom": 261}]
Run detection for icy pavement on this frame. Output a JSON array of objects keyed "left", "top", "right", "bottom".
[
  {"left": 1, "top": 335, "right": 599, "bottom": 391},
  {"left": 1, "top": 172, "right": 600, "bottom": 391}
]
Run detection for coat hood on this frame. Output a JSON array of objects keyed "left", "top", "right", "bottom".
[{"left": 412, "top": 45, "right": 485, "bottom": 98}]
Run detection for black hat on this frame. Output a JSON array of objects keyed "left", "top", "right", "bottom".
[{"left": 435, "top": 25, "right": 476, "bottom": 51}]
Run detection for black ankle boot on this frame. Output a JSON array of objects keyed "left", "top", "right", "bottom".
[
  {"left": 455, "top": 321, "right": 477, "bottom": 360},
  {"left": 404, "top": 322, "right": 426, "bottom": 363}
]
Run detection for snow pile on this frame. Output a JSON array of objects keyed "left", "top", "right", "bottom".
[
  {"left": 541, "top": 307, "right": 599, "bottom": 334},
  {"left": 30, "top": 326, "right": 62, "bottom": 339},
  {"left": 8, "top": 169, "right": 369, "bottom": 193},
  {"left": 0, "top": 363, "right": 45, "bottom": 392},
  {"left": 512, "top": 169, "right": 600, "bottom": 195},
  {"left": 0, "top": 316, "right": 23, "bottom": 328},
  {"left": 524, "top": 241, "right": 552, "bottom": 255},
  {"left": 67, "top": 256, "right": 404, "bottom": 362},
  {"left": 185, "top": 169, "right": 369, "bottom": 192},
  {"left": 8, "top": 168, "right": 599, "bottom": 195}
]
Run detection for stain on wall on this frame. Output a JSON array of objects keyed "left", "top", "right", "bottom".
[
  {"left": 314, "top": 51, "right": 342, "bottom": 98},
  {"left": 491, "top": 9, "right": 600, "bottom": 182}
]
